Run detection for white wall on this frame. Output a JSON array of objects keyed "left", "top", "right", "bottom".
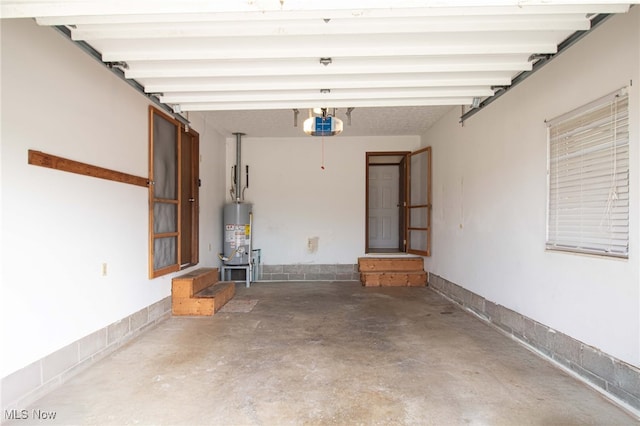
[
  {"left": 223, "top": 135, "right": 422, "bottom": 265},
  {"left": 422, "top": 9, "right": 639, "bottom": 366},
  {"left": 0, "top": 19, "right": 226, "bottom": 377}
]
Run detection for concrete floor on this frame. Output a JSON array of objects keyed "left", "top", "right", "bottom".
[{"left": 7, "top": 282, "right": 638, "bottom": 425}]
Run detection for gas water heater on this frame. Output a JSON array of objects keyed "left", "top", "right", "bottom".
[
  {"left": 220, "top": 132, "right": 253, "bottom": 268},
  {"left": 223, "top": 201, "right": 252, "bottom": 265}
]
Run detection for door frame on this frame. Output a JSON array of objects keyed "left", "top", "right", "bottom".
[
  {"left": 148, "top": 106, "right": 200, "bottom": 279},
  {"left": 406, "top": 146, "right": 432, "bottom": 257},
  {"left": 180, "top": 126, "right": 200, "bottom": 267},
  {"left": 365, "top": 151, "right": 409, "bottom": 254}
]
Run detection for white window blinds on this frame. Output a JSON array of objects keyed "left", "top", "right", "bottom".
[{"left": 546, "top": 88, "right": 629, "bottom": 258}]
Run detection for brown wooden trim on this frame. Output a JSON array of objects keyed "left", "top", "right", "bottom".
[
  {"left": 367, "top": 151, "right": 412, "bottom": 157},
  {"left": 407, "top": 146, "right": 432, "bottom": 257},
  {"left": 365, "top": 151, "right": 411, "bottom": 254},
  {"left": 148, "top": 107, "right": 156, "bottom": 279},
  {"left": 149, "top": 105, "right": 183, "bottom": 279},
  {"left": 150, "top": 264, "right": 180, "bottom": 279},
  {"left": 149, "top": 104, "right": 183, "bottom": 127},
  {"left": 411, "top": 146, "right": 432, "bottom": 156},
  {"left": 28, "top": 150, "right": 148, "bottom": 188},
  {"left": 408, "top": 250, "right": 430, "bottom": 257},
  {"left": 154, "top": 198, "right": 179, "bottom": 204},
  {"left": 426, "top": 146, "right": 432, "bottom": 256},
  {"left": 188, "top": 129, "right": 200, "bottom": 267},
  {"left": 365, "top": 153, "right": 370, "bottom": 254},
  {"left": 154, "top": 232, "right": 179, "bottom": 239},
  {"left": 176, "top": 119, "right": 183, "bottom": 271}
]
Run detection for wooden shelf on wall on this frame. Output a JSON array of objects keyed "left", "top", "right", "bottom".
[{"left": 28, "top": 150, "right": 148, "bottom": 188}]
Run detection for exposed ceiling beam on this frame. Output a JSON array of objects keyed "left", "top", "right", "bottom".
[
  {"left": 2, "top": 0, "right": 631, "bottom": 119},
  {"left": 8, "top": 2, "right": 630, "bottom": 21},
  {"left": 176, "top": 97, "right": 475, "bottom": 112},
  {"left": 159, "top": 86, "right": 495, "bottom": 104},
  {"left": 140, "top": 72, "right": 513, "bottom": 93},
  {"left": 68, "top": 15, "right": 590, "bottom": 40},
  {"left": 92, "top": 33, "right": 560, "bottom": 61},
  {"left": 123, "top": 55, "right": 533, "bottom": 79},
  {"left": 459, "top": 11, "right": 621, "bottom": 123}
]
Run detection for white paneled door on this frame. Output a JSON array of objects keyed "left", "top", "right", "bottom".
[{"left": 368, "top": 165, "right": 400, "bottom": 250}]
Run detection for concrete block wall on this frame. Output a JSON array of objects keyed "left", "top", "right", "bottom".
[
  {"left": 428, "top": 274, "right": 640, "bottom": 412},
  {"left": 259, "top": 264, "right": 360, "bottom": 281},
  {"left": 1, "top": 297, "right": 171, "bottom": 411}
]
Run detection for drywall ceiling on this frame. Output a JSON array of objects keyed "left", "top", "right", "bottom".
[{"left": 0, "top": 1, "right": 633, "bottom": 138}]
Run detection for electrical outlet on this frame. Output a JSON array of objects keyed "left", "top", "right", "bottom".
[
  {"left": 208, "top": 243, "right": 212, "bottom": 252},
  {"left": 101, "top": 263, "right": 108, "bottom": 276}
]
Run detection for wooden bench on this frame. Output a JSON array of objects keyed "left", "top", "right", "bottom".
[{"left": 171, "top": 268, "right": 235, "bottom": 316}]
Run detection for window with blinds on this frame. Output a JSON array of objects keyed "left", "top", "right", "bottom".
[{"left": 546, "top": 88, "right": 629, "bottom": 258}]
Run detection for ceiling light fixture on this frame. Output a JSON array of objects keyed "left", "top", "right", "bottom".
[
  {"left": 319, "top": 57, "right": 332, "bottom": 66},
  {"left": 303, "top": 108, "right": 343, "bottom": 136}
]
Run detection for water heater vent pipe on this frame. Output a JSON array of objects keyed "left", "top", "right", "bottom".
[{"left": 233, "top": 132, "right": 245, "bottom": 202}]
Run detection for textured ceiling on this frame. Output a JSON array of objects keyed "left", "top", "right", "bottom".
[{"left": 201, "top": 105, "right": 456, "bottom": 137}]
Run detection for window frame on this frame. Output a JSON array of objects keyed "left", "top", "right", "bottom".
[{"left": 545, "top": 88, "right": 630, "bottom": 259}]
